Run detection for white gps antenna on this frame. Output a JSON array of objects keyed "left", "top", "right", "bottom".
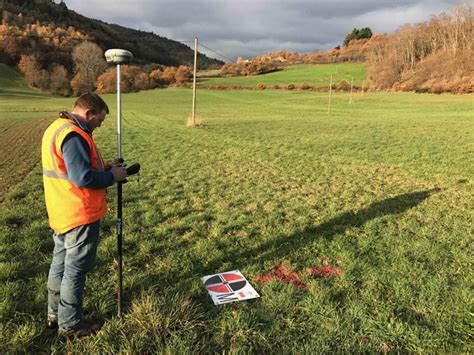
[{"left": 105, "top": 49, "right": 133, "bottom": 65}]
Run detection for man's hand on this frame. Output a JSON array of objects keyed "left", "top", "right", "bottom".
[
  {"left": 105, "top": 159, "right": 120, "bottom": 171},
  {"left": 111, "top": 166, "right": 127, "bottom": 182}
]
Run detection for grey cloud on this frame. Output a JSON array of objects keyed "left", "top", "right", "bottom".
[{"left": 63, "top": 0, "right": 466, "bottom": 60}]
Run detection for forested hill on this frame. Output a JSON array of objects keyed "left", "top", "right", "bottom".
[{"left": 0, "top": 0, "right": 223, "bottom": 69}]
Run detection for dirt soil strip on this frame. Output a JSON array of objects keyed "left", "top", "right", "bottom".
[{"left": 0, "top": 116, "right": 54, "bottom": 202}]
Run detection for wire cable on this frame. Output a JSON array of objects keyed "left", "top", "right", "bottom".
[{"left": 199, "top": 42, "right": 236, "bottom": 63}]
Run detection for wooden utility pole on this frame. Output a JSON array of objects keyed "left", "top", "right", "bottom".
[
  {"left": 191, "top": 36, "right": 198, "bottom": 125},
  {"left": 328, "top": 74, "right": 333, "bottom": 114},
  {"left": 349, "top": 76, "right": 354, "bottom": 104}
]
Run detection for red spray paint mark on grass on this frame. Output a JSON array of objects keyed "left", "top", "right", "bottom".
[
  {"left": 254, "top": 273, "right": 274, "bottom": 283},
  {"left": 255, "top": 261, "right": 343, "bottom": 290},
  {"left": 307, "top": 264, "right": 342, "bottom": 278},
  {"left": 255, "top": 262, "right": 308, "bottom": 290}
]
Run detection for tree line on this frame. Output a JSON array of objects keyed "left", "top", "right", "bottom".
[
  {"left": 1, "top": 0, "right": 222, "bottom": 68},
  {"left": 366, "top": 4, "right": 473, "bottom": 93},
  {"left": 2, "top": 2, "right": 472, "bottom": 95},
  {"left": 16, "top": 41, "right": 192, "bottom": 96},
  {"left": 217, "top": 4, "right": 473, "bottom": 94}
]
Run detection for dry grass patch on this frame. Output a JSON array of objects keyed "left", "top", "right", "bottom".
[{"left": 186, "top": 115, "right": 203, "bottom": 127}]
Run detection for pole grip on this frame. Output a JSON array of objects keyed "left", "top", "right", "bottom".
[{"left": 117, "top": 181, "right": 123, "bottom": 316}]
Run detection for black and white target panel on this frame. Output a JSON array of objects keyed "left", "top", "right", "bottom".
[{"left": 202, "top": 270, "right": 260, "bottom": 305}]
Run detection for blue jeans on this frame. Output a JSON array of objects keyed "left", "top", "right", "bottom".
[{"left": 47, "top": 221, "right": 100, "bottom": 329}]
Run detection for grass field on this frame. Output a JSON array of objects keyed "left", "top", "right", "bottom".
[
  {"left": 0, "top": 64, "right": 47, "bottom": 97},
  {"left": 198, "top": 63, "right": 367, "bottom": 88},
  {"left": 0, "top": 65, "right": 65, "bottom": 201},
  {"left": 0, "top": 72, "right": 473, "bottom": 352}
]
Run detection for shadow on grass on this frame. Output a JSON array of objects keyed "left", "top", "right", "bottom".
[
  {"left": 129, "top": 188, "right": 441, "bottom": 308},
  {"left": 1, "top": 189, "right": 444, "bottom": 355},
  {"left": 235, "top": 187, "right": 442, "bottom": 268}
]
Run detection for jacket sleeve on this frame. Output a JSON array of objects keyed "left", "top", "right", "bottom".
[{"left": 61, "top": 133, "right": 115, "bottom": 188}]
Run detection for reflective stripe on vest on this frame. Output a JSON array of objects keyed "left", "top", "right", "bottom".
[
  {"left": 47, "top": 122, "right": 75, "bottom": 178},
  {"left": 42, "top": 169, "right": 68, "bottom": 179}
]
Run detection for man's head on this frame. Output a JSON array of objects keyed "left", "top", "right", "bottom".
[{"left": 72, "top": 93, "right": 110, "bottom": 132}]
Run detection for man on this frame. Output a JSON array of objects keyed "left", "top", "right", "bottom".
[{"left": 41, "top": 92, "right": 127, "bottom": 337}]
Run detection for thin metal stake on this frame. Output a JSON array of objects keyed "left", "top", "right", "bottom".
[
  {"left": 349, "top": 76, "right": 354, "bottom": 104},
  {"left": 328, "top": 74, "right": 333, "bottom": 114}
]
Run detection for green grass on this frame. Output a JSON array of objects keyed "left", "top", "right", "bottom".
[
  {"left": 0, "top": 86, "right": 473, "bottom": 353},
  {"left": 199, "top": 63, "right": 366, "bottom": 88},
  {"left": 0, "top": 64, "right": 47, "bottom": 98}
]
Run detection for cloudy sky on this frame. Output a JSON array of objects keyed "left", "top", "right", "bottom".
[{"left": 60, "top": 0, "right": 467, "bottom": 61}]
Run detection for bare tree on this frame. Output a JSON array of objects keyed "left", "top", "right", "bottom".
[
  {"left": 72, "top": 41, "right": 107, "bottom": 92},
  {"left": 366, "top": 3, "right": 473, "bottom": 92},
  {"left": 49, "top": 64, "right": 71, "bottom": 96},
  {"left": 70, "top": 72, "right": 89, "bottom": 96},
  {"left": 18, "top": 54, "right": 49, "bottom": 89}
]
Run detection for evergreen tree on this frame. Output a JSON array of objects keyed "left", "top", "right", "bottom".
[{"left": 343, "top": 27, "right": 373, "bottom": 46}]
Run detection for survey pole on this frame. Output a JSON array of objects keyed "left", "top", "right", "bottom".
[
  {"left": 116, "top": 62, "right": 123, "bottom": 317},
  {"left": 104, "top": 48, "right": 133, "bottom": 317}
]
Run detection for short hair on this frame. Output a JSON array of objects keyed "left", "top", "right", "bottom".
[{"left": 73, "top": 93, "right": 109, "bottom": 114}]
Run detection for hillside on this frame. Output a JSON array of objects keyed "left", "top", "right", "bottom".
[
  {"left": 365, "top": 4, "right": 473, "bottom": 93},
  {"left": 0, "top": 0, "right": 223, "bottom": 69},
  {"left": 0, "top": 62, "right": 44, "bottom": 96},
  {"left": 211, "top": 4, "right": 472, "bottom": 94},
  {"left": 199, "top": 63, "right": 366, "bottom": 89}
]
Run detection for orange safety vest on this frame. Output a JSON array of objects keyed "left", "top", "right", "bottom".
[{"left": 41, "top": 117, "right": 108, "bottom": 233}]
